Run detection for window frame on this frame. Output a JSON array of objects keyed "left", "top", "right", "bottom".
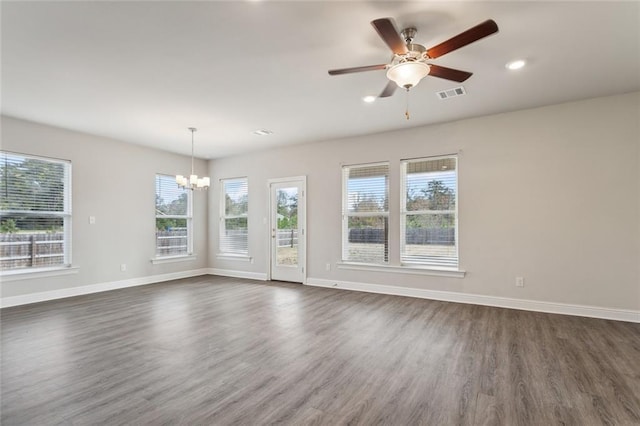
[
  {"left": 400, "top": 155, "right": 459, "bottom": 269},
  {"left": 0, "top": 151, "right": 72, "bottom": 272},
  {"left": 219, "top": 177, "right": 249, "bottom": 256},
  {"left": 341, "top": 162, "right": 390, "bottom": 265},
  {"left": 154, "top": 173, "right": 193, "bottom": 258}
]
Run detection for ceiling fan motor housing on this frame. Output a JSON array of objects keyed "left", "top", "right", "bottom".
[
  {"left": 400, "top": 44, "right": 428, "bottom": 61},
  {"left": 401, "top": 27, "right": 417, "bottom": 43}
]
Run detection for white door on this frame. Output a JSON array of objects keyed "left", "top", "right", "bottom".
[{"left": 269, "top": 177, "right": 306, "bottom": 283}]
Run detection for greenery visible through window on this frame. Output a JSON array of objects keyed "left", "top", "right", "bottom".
[
  {"left": 155, "top": 174, "right": 192, "bottom": 257},
  {"left": 401, "top": 156, "right": 458, "bottom": 268},
  {"left": 342, "top": 163, "right": 389, "bottom": 264},
  {"left": 220, "top": 178, "right": 248, "bottom": 254},
  {"left": 0, "top": 151, "right": 72, "bottom": 271}
]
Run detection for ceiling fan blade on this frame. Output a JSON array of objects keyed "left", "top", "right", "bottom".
[
  {"left": 428, "top": 64, "right": 473, "bottom": 82},
  {"left": 371, "top": 18, "right": 408, "bottom": 55},
  {"left": 328, "top": 64, "right": 387, "bottom": 76},
  {"left": 427, "top": 19, "right": 499, "bottom": 59},
  {"left": 379, "top": 81, "right": 397, "bottom": 98}
]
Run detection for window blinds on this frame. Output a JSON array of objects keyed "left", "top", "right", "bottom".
[
  {"left": 0, "top": 151, "right": 71, "bottom": 270},
  {"left": 155, "top": 174, "right": 191, "bottom": 257},
  {"left": 342, "top": 163, "right": 389, "bottom": 264},
  {"left": 402, "top": 156, "right": 458, "bottom": 268},
  {"left": 0, "top": 152, "right": 69, "bottom": 213},
  {"left": 220, "top": 178, "right": 248, "bottom": 254}
]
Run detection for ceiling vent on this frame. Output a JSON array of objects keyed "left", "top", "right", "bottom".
[{"left": 436, "top": 86, "right": 466, "bottom": 100}]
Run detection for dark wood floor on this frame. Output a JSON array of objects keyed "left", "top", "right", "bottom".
[{"left": 1, "top": 275, "right": 639, "bottom": 425}]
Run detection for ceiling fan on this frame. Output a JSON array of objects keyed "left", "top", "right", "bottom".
[{"left": 328, "top": 18, "right": 499, "bottom": 99}]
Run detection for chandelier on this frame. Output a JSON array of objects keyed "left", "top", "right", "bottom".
[{"left": 176, "top": 127, "right": 210, "bottom": 190}]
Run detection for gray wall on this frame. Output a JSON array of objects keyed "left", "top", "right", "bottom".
[
  {"left": 1, "top": 92, "right": 638, "bottom": 312},
  {"left": 209, "top": 92, "right": 640, "bottom": 311},
  {"left": 0, "top": 116, "right": 209, "bottom": 298}
]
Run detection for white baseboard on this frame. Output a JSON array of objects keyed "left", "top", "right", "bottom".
[
  {"left": 4, "top": 270, "right": 636, "bottom": 323},
  {"left": 306, "top": 278, "right": 640, "bottom": 323},
  {"left": 207, "top": 268, "right": 268, "bottom": 281},
  {"left": 0, "top": 268, "right": 209, "bottom": 308}
]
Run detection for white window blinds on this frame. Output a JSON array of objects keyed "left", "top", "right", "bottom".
[
  {"left": 155, "top": 174, "right": 192, "bottom": 257},
  {"left": 220, "top": 178, "right": 248, "bottom": 254},
  {"left": 0, "top": 151, "right": 72, "bottom": 270},
  {"left": 401, "top": 156, "right": 458, "bottom": 268},
  {"left": 342, "top": 163, "right": 389, "bottom": 264}
]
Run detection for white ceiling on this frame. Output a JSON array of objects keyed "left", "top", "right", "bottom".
[{"left": 2, "top": 1, "right": 639, "bottom": 159}]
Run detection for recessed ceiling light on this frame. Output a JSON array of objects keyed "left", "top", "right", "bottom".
[
  {"left": 362, "top": 95, "right": 376, "bottom": 103},
  {"left": 506, "top": 59, "right": 526, "bottom": 70},
  {"left": 252, "top": 129, "right": 273, "bottom": 136}
]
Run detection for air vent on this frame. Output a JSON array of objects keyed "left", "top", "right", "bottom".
[{"left": 436, "top": 86, "right": 466, "bottom": 100}]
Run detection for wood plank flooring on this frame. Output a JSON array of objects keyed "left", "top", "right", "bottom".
[{"left": 2, "top": 275, "right": 639, "bottom": 425}]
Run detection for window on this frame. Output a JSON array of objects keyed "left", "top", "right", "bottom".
[
  {"left": 155, "top": 174, "right": 192, "bottom": 257},
  {"left": 0, "top": 151, "right": 72, "bottom": 271},
  {"left": 401, "top": 156, "right": 458, "bottom": 268},
  {"left": 220, "top": 178, "right": 248, "bottom": 255},
  {"left": 342, "top": 163, "right": 389, "bottom": 264}
]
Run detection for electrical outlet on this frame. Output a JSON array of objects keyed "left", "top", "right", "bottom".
[
  {"left": 89, "top": 216, "right": 96, "bottom": 224},
  {"left": 326, "top": 263, "right": 331, "bottom": 271},
  {"left": 120, "top": 264, "right": 127, "bottom": 272},
  {"left": 515, "top": 276, "right": 524, "bottom": 287}
]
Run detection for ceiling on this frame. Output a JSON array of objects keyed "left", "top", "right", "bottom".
[{"left": 2, "top": 1, "right": 639, "bottom": 159}]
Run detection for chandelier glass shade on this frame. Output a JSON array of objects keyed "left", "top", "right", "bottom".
[
  {"left": 386, "top": 61, "right": 430, "bottom": 89},
  {"left": 176, "top": 127, "right": 210, "bottom": 190}
]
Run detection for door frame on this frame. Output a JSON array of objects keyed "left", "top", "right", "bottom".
[{"left": 267, "top": 176, "right": 307, "bottom": 283}]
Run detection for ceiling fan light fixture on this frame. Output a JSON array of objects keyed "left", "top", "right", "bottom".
[{"left": 386, "top": 62, "right": 430, "bottom": 89}]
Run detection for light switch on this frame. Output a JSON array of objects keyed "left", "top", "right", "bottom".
[{"left": 89, "top": 216, "right": 96, "bottom": 225}]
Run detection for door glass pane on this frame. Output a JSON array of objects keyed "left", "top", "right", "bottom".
[{"left": 276, "top": 187, "right": 298, "bottom": 266}]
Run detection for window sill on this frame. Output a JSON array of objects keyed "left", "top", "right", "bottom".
[
  {"left": 216, "top": 253, "right": 252, "bottom": 262},
  {"left": 150, "top": 254, "right": 197, "bottom": 265},
  {"left": 336, "top": 262, "right": 465, "bottom": 278},
  {"left": 0, "top": 266, "right": 80, "bottom": 282}
]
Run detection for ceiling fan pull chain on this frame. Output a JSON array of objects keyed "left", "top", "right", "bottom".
[{"left": 405, "top": 88, "right": 410, "bottom": 120}]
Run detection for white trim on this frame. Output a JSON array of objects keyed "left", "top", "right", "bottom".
[
  {"left": 305, "top": 278, "right": 640, "bottom": 323},
  {"left": 207, "top": 268, "right": 267, "bottom": 281},
  {"left": 0, "top": 266, "right": 80, "bottom": 282},
  {"left": 400, "top": 155, "right": 459, "bottom": 269},
  {"left": 65, "top": 161, "right": 73, "bottom": 266},
  {"left": 150, "top": 254, "right": 197, "bottom": 265},
  {"left": 1, "top": 268, "right": 208, "bottom": 308},
  {"left": 0, "top": 152, "right": 73, "bottom": 268},
  {"left": 155, "top": 173, "right": 193, "bottom": 256},
  {"left": 266, "top": 175, "right": 307, "bottom": 184},
  {"left": 216, "top": 253, "right": 252, "bottom": 262},
  {"left": 267, "top": 176, "right": 307, "bottom": 284},
  {"left": 336, "top": 262, "right": 465, "bottom": 278},
  {"left": 342, "top": 162, "right": 390, "bottom": 264},
  {"left": 219, "top": 177, "right": 249, "bottom": 256}
]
